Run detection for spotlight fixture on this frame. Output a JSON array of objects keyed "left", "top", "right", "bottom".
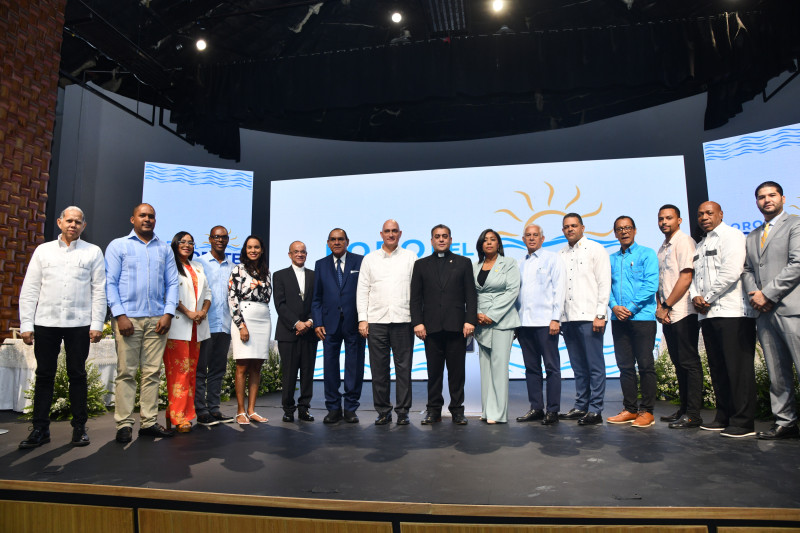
[
  {"left": 391, "top": 12, "right": 402, "bottom": 23},
  {"left": 492, "top": 0, "right": 504, "bottom": 12},
  {"left": 195, "top": 38, "right": 207, "bottom": 51}
]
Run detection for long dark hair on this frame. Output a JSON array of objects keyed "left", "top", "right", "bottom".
[
  {"left": 242, "top": 235, "right": 268, "bottom": 281},
  {"left": 476, "top": 228, "right": 504, "bottom": 263},
  {"left": 171, "top": 231, "right": 194, "bottom": 277}
]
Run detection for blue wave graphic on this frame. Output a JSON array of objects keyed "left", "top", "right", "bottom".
[
  {"left": 144, "top": 163, "right": 253, "bottom": 189},
  {"left": 704, "top": 127, "right": 800, "bottom": 161}
]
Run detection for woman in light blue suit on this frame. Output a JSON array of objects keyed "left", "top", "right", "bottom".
[{"left": 473, "top": 229, "right": 521, "bottom": 423}]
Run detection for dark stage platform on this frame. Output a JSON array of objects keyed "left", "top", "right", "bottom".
[{"left": 2, "top": 379, "right": 798, "bottom": 512}]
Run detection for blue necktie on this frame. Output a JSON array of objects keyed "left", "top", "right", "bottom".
[{"left": 336, "top": 258, "right": 343, "bottom": 288}]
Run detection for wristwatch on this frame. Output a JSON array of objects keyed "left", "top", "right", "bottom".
[{"left": 596, "top": 314, "right": 606, "bottom": 320}]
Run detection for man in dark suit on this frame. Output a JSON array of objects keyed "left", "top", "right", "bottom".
[
  {"left": 410, "top": 224, "right": 478, "bottom": 425},
  {"left": 312, "top": 228, "right": 366, "bottom": 423},
  {"left": 743, "top": 181, "right": 800, "bottom": 440},
  {"left": 273, "top": 241, "right": 318, "bottom": 423}
]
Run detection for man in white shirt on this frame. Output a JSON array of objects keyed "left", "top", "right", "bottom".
[
  {"left": 515, "top": 224, "right": 566, "bottom": 426},
  {"left": 691, "top": 201, "right": 757, "bottom": 438},
  {"left": 558, "top": 213, "right": 611, "bottom": 426},
  {"left": 357, "top": 220, "right": 417, "bottom": 425},
  {"left": 18, "top": 206, "right": 106, "bottom": 449}
]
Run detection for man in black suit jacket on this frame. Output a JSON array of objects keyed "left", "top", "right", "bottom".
[
  {"left": 410, "top": 224, "right": 478, "bottom": 425},
  {"left": 273, "top": 241, "right": 318, "bottom": 423}
]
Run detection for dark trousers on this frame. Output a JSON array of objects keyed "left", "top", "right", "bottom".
[
  {"left": 562, "top": 321, "right": 606, "bottom": 414},
  {"left": 661, "top": 314, "right": 703, "bottom": 418},
  {"left": 368, "top": 322, "right": 413, "bottom": 416},
  {"left": 322, "top": 316, "right": 366, "bottom": 413},
  {"left": 702, "top": 316, "right": 757, "bottom": 430},
  {"left": 32, "top": 325, "right": 90, "bottom": 429},
  {"left": 424, "top": 330, "right": 466, "bottom": 416},
  {"left": 278, "top": 336, "right": 317, "bottom": 414},
  {"left": 195, "top": 332, "right": 231, "bottom": 416},
  {"left": 611, "top": 320, "right": 657, "bottom": 414},
  {"left": 517, "top": 326, "right": 561, "bottom": 413}
]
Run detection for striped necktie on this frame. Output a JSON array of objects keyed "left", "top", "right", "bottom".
[{"left": 760, "top": 222, "right": 770, "bottom": 249}]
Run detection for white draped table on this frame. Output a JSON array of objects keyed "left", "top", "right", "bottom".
[{"left": 0, "top": 338, "right": 118, "bottom": 412}]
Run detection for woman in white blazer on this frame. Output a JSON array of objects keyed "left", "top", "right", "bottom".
[
  {"left": 473, "top": 229, "right": 521, "bottom": 424},
  {"left": 164, "top": 231, "right": 212, "bottom": 432}
]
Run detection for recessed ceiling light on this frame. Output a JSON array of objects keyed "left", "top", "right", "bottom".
[
  {"left": 492, "top": 0, "right": 504, "bottom": 12},
  {"left": 391, "top": 12, "right": 402, "bottom": 23},
  {"left": 196, "top": 39, "right": 207, "bottom": 51}
]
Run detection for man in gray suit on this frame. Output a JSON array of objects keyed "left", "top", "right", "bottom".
[{"left": 743, "top": 180, "right": 800, "bottom": 440}]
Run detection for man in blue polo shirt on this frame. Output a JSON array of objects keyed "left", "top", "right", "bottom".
[{"left": 606, "top": 215, "right": 659, "bottom": 428}]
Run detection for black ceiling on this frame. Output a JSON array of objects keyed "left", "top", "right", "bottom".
[{"left": 59, "top": 0, "right": 800, "bottom": 160}]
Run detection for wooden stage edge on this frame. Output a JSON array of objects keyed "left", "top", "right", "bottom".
[{"left": 1, "top": 479, "right": 798, "bottom": 522}]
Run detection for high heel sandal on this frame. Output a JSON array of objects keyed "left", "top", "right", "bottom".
[{"left": 236, "top": 413, "right": 250, "bottom": 425}]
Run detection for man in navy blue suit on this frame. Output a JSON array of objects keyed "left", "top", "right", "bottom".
[{"left": 312, "top": 228, "right": 366, "bottom": 423}]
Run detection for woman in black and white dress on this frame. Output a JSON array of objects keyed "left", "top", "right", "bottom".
[{"left": 228, "top": 235, "right": 272, "bottom": 425}]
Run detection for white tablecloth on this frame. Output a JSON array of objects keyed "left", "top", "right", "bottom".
[{"left": 0, "top": 338, "right": 118, "bottom": 412}]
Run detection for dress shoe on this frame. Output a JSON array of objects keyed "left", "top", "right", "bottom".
[
  {"left": 421, "top": 412, "right": 442, "bottom": 425},
  {"left": 138, "top": 423, "right": 175, "bottom": 438},
  {"left": 668, "top": 414, "right": 703, "bottom": 429},
  {"left": 700, "top": 420, "right": 727, "bottom": 431},
  {"left": 197, "top": 413, "right": 220, "bottom": 426},
  {"left": 720, "top": 426, "right": 756, "bottom": 438},
  {"left": 396, "top": 414, "right": 410, "bottom": 425},
  {"left": 631, "top": 412, "right": 655, "bottom": 428},
  {"left": 211, "top": 412, "right": 234, "bottom": 424},
  {"left": 19, "top": 428, "right": 50, "bottom": 449},
  {"left": 660, "top": 410, "right": 684, "bottom": 423},
  {"left": 71, "top": 426, "right": 90, "bottom": 446},
  {"left": 756, "top": 424, "right": 800, "bottom": 440},
  {"left": 115, "top": 426, "right": 133, "bottom": 443},
  {"left": 516, "top": 409, "right": 544, "bottom": 422},
  {"left": 607, "top": 410, "right": 638, "bottom": 424},
  {"left": 323, "top": 410, "right": 342, "bottom": 424},
  {"left": 559, "top": 408, "right": 587, "bottom": 420},
  {"left": 374, "top": 413, "right": 392, "bottom": 425},
  {"left": 298, "top": 410, "right": 314, "bottom": 422},
  {"left": 452, "top": 413, "right": 468, "bottom": 425},
  {"left": 542, "top": 412, "right": 559, "bottom": 425},
  {"left": 577, "top": 412, "right": 603, "bottom": 426},
  {"left": 282, "top": 413, "right": 295, "bottom": 423},
  {"left": 343, "top": 410, "right": 359, "bottom": 423}
]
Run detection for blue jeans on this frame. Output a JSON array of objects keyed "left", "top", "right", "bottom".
[{"left": 562, "top": 321, "right": 606, "bottom": 414}]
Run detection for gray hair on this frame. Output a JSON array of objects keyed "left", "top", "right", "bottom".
[{"left": 58, "top": 206, "right": 86, "bottom": 223}]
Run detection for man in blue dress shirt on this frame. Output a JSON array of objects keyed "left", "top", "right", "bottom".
[
  {"left": 105, "top": 203, "right": 179, "bottom": 444},
  {"left": 605, "top": 216, "right": 659, "bottom": 428}
]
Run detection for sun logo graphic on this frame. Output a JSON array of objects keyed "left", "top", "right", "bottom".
[
  {"left": 493, "top": 182, "right": 615, "bottom": 250},
  {"left": 789, "top": 195, "right": 800, "bottom": 216}
]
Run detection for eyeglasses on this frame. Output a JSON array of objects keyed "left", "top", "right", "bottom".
[
  {"left": 614, "top": 226, "right": 635, "bottom": 234},
  {"left": 209, "top": 235, "right": 229, "bottom": 241},
  {"left": 178, "top": 240, "right": 195, "bottom": 246}
]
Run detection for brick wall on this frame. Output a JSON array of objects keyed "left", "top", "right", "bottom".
[{"left": 0, "top": 0, "right": 67, "bottom": 339}]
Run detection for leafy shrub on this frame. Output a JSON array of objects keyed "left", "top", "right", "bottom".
[{"left": 220, "top": 348, "right": 283, "bottom": 401}]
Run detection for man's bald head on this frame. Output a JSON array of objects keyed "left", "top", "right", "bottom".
[{"left": 697, "top": 201, "right": 723, "bottom": 233}]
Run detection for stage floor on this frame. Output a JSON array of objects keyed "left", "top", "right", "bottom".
[{"left": 1, "top": 380, "right": 798, "bottom": 509}]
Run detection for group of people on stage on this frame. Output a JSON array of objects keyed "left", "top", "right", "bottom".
[{"left": 16, "top": 179, "right": 800, "bottom": 449}]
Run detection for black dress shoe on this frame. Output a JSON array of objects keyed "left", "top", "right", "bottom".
[
  {"left": 452, "top": 413, "right": 468, "bottom": 425},
  {"left": 374, "top": 413, "right": 392, "bottom": 425},
  {"left": 559, "top": 408, "right": 587, "bottom": 420},
  {"left": 660, "top": 410, "right": 684, "bottom": 423},
  {"left": 421, "top": 412, "right": 442, "bottom": 425},
  {"left": 343, "top": 410, "right": 359, "bottom": 423},
  {"left": 116, "top": 426, "right": 133, "bottom": 443},
  {"left": 577, "top": 412, "right": 603, "bottom": 425},
  {"left": 516, "top": 409, "right": 545, "bottom": 422},
  {"left": 19, "top": 428, "right": 50, "bottom": 449},
  {"left": 282, "top": 413, "right": 295, "bottom": 423},
  {"left": 298, "top": 410, "right": 314, "bottom": 422},
  {"left": 138, "top": 423, "right": 175, "bottom": 438},
  {"left": 757, "top": 423, "right": 800, "bottom": 440},
  {"left": 668, "top": 414, "right": 703, "bottom": 429},
  {"left": 71, "top": 426, "right": 90, "bottom": 447},
  {"left": 542, "top": 412, "right": 559, "bottom": 425},
  {"left": 323, "top": 410, "right": 342, "bottom": 424},
  {"left": 210, "top": 412, "right": 234, "bottom": 424},
  {"left": 396, "top": 414, "right": 410, "bottom": 425}
]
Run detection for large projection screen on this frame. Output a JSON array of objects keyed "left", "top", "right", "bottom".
[
  {"left": 270, "top": 156, "right": 689, "bottom": 381},
  {"left": 704, "top": 122, "right": 800, "bottom": 234}
]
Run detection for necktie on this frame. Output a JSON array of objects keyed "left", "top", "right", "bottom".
[
  {"left": 761, "top": 222, "right": 770, "bottom": 249},
  {"left": 336, "top": 258, "right": 343, "bottom": 287}
]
